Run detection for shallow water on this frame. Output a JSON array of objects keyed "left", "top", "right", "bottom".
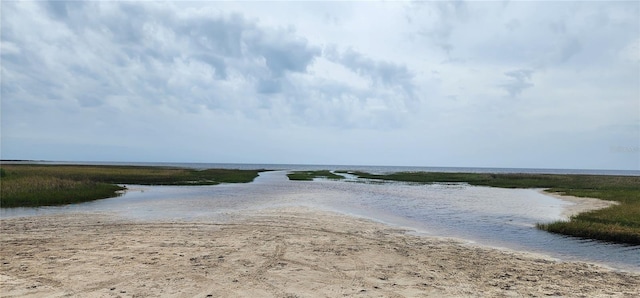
[{"left": 2, "top": 171, "right": 638, "bottom": 272}]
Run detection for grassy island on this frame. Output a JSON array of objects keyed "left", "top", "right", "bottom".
[
  {"left": 286, "top": 170, "right": 345, "bottom": 181},
  {"left": 0, "top": 164, "right": 262, "bottom": 207},
  {"left": 345, "top": 171, "right": 640, "bottom": 245}
]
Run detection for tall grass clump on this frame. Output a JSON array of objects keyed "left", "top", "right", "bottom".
[
  {"left": 1, "top": 175, "right": 124, "bottom": 207},
  {"left": 537, "top": 201, "right": 640, "bottom": 244},
  {"left": 1, "top": 164, "right": 263, "bottom": 207}
]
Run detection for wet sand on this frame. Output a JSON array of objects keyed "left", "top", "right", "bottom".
[
  {"left": 539, "top": 189, "right": 619, "bottom": 219},
  {"left": 1, "top": 207, "right": 638, "bottom": 297}
]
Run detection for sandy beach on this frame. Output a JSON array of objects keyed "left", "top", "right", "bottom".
[{"left": 1, "top": 206, "right": 638, "bottom": 298}]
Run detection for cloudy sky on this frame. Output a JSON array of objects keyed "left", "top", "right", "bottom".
[{"left": 1, "top": 1, "right": 639, "bottom": 170}]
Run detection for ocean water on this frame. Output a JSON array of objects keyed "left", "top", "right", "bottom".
[
  {"left": 2, "top": 167, "right": 639, "bottom": 272},
  {"left": 14, "top": 160, "right": 640, "bottom": 176}
]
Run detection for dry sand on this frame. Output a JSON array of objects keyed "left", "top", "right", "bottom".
[{"left": 1, "top": 207, "right": 638, "bottom": 298}]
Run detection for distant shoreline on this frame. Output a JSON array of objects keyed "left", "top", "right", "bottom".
[{"left": 2, "top": 160, "right": 638, "bottom": 176}]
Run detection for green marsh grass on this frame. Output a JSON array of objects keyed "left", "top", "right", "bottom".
[
  {"left": 0, "top": 164, "right": 262, "bottom": 207},
  {"left": 349, "top": 171, "right": 640, "bottom": 245},
  {"left": 287, "top": 170, "right": 345, "bottom": 181},
  {"left": 0, "top": 176, "right": 124, "bottom": 207}
]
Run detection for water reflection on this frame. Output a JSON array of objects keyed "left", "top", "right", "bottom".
[{"left": 2, "top": 171, "right": 638, "bottom": 271}]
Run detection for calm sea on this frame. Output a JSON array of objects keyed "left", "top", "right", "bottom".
[{"left": 9, "top": 160, "right": 640, "bottom": 176}]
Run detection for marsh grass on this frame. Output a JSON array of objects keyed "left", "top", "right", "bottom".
[
  {"left": 350, "top": 171, "right": 640, "bottom": 245},
  {"left": 287, "top": 170, "right": 344, "bottom": 181},
  {"left": 0, "top": 164, "right": 262, "bottom": 207},
  {"left": 0, "top": 176, "right": 123, "bottom": 207}
]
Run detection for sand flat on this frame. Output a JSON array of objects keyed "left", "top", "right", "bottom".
[
  {"left": 538, "top": 189, "right": 620, "bottom": 219},
  {"left": 1, "top": 208, "right": 638, "bottom": 297}
]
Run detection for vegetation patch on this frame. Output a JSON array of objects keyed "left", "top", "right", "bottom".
[
  {"left": 350, "top": 171, "right": 640, "bottom": 245},
  {"left": 0, "top": 176, "right": 124, "bottom": 207},
  {"left": 0, "top": 164, "right": 262, "bottom": 207},
  {"left": 287, "top": 170, "right": 345, "bottom": 181}
]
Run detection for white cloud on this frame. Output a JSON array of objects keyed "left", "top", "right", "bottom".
[
  {"left": 500, "top": 69, "right": 534, "bottom": 97},
  {"left": 1, "top": 0, "right": 638, "bottom": 170}
]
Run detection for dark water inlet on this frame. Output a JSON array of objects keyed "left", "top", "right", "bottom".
[{"left": 2, "top": 170, "right": 638, "bottom": 272}]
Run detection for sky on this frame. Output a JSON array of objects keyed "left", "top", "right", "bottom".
[{"left": 1, "top": 1, "right": 639, "bottom": 170}]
